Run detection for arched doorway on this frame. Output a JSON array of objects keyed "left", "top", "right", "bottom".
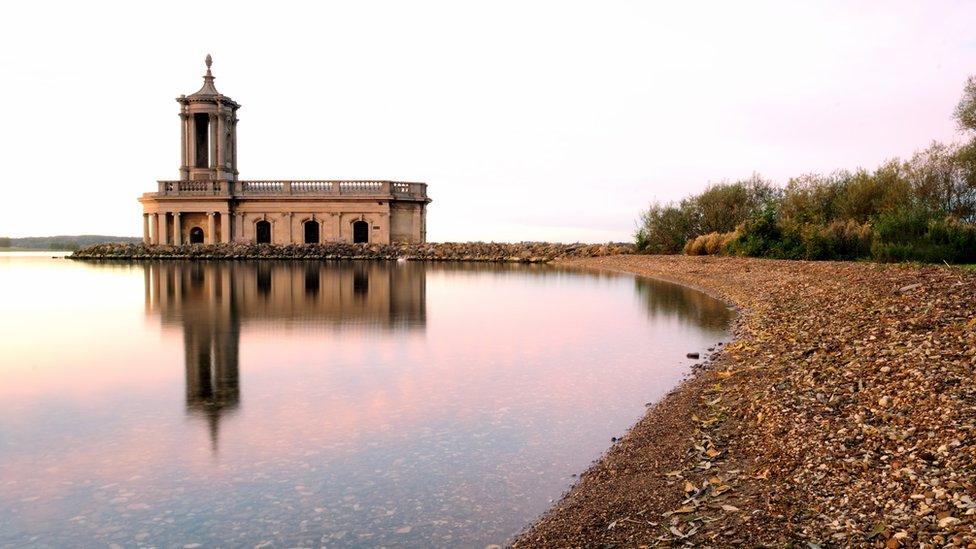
[
  {"left": 189, "top": 227, "right": 204, "bottom": 244},
  {"left": 255, "top": 220, "right": 271, "bottom": 244},
  {"left": 304, "top": 220, "right": 320, "bottom": 244},
  {"left": 353, "top": 220, "right": 369, "bottom": 244}
]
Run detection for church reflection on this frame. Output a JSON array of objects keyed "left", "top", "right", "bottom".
[{"left": 143, "top": 261, "right": 427, "bottom": 450}]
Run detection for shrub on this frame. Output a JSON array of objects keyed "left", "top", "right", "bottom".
[
  {"left": 683, "top": 230, "right": 739, "bottom": 256},
  {"left": 636, "top": 201, "right": 697, "bottom": 254},
  {"left": 871, "top": 209, "right": 976, "bottom": 263},
  {"left": 728, "top": 206, "right": 783, "bottom": 257},
  {"left": 636, "top": 72, "right": 976, "bottom": 263}
]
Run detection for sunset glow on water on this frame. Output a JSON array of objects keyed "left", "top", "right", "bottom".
[{"left": 0, "top": 255, "right": 731, "bottom": 547}]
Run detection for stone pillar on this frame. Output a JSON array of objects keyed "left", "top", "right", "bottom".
[
  {"left": 149, "top": 214, "right": 159, "bottom": 245},
  {"left": 207, "top": 212, "right": 216, "bottom": 245},
  {"left": 173, "top": 212, "right": 182, "bottom": 245},
  {"left": 235, "top": 213, "right": 244, "bottom": 242},
  {"left": 220, "top": 212, "right": 230, "bottom": 243},
  {"left": 157, "top": 213, "right": 168, "bottom": 245},
  {"left": 209, "top": 113, "right": 218, "bottom": 171},
  {"left": 216, "top": 111, "right": 225, "bottom": 176},
  {"left": 232, "top": 117, "right": 239, "bottom": 175},
  {"left": 143, "top": 214, "right": 150, "bottom": 244},
  {"left": 179, "top": 112, "right": 190, "bottom": 180}
]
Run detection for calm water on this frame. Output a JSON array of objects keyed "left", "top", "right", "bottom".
[{"left": 0, "top": 254, "right": 731, "bottom": 548}]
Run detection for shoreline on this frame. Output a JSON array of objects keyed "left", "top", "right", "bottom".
[{"left": 515, "top": 255, "right": 976, "bottom": 547}]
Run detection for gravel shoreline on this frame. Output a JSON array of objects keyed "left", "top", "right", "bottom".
[{"left": 515, "top": 255, "right": 976, "bottom": 548}]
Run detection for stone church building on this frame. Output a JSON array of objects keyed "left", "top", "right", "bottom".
[{"left": 140, "top": 56, "right": 430, "bottom": 246}]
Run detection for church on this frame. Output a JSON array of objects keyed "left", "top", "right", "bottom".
[{"left": 139, "top": 56, "right": 430, "bottom": 246}]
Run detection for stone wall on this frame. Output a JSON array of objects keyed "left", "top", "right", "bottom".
[{"left": 71, "top": 242, "right": 634, "bottom": 263}]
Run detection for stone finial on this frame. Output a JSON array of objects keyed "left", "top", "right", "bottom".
[{"left": 205, "top": 54, "right": 213, "bottom": 76}]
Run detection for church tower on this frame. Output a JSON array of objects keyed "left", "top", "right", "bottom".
[
  {"left": 141, "top": 55, "right": 429, "bottom": 246},
  {"left": 177, "top": 55, "right": 240, "bottom": 182}
]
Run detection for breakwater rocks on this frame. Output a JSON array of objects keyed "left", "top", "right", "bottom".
[{"left": 70, "top": 242, "right": 634, "bottom": 262}]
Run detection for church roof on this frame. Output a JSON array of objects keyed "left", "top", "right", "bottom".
[{"left": 181, "top": 55, "right": 239, "bottom": 107}]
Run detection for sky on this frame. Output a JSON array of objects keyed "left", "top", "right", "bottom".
[{"left": 0, "top": 1, "right": 973, "bottom": 242}]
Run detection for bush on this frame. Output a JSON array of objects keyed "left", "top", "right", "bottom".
[
  {"left": 728, "top": 206, "right": 784, "bottom": 257},
  {"left": 872, "top": 211, "right": 976, "bottom": 263},
  {"left": 636, "top": 201, "right": 696, "bottom": 254},
  {"left": 636, "top": 72, "right": 976, "bottom": 264},
  {"left": 683, "top": 230, "right": 739, "bottom": 256}
]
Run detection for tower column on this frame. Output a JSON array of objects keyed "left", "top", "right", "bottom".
[
  {"left": 216, "top": 110, "right": 226, "bottom": 177},
  {"left": 206, "top": 212, "right": 216, "bottom": 244},
  {"left": 143, "top": 214, "right": 150, "bottom": 244},
  {"left": 209, "top": 113, "right": 218, "bottom": 173},
  {"left": 220, "top": 212, "right": 230, "bottom": 244},
  {"left": 179, "top": 112, "right": 190, "bottom": 180},
  {"left": 173, "top": 212, "right": 182, "bottom": 245}
]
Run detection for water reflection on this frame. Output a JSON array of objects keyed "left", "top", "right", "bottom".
[
  {"left": 145, "top": 261, "right": 427, "bottom": 450},
  {"left": 147, "top": 261, "right": 426, "bottom": 330},
  {"left": 635, "top": 276, "right": 734, "bottom": 330},
  {"left": 0, "top": 256, "right": 732, "bottom": 548}
]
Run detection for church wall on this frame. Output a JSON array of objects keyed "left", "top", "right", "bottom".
[
  {"left": 232, "top": 199, "right": 395, "bottom": 244},
  {"left": 390, "top": 203, "right": 426, "bottom": 244}
]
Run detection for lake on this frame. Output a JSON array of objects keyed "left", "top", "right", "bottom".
[{"left": 0, "top": 254, "right": 731, "bottom": 547}]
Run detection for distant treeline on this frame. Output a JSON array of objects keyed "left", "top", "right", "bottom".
[
  {"left": 635, "top": 77, "right": 976, "bottom": 264},
  {"left": 0, "top": 235, "right": 142, "bottom": 251}
]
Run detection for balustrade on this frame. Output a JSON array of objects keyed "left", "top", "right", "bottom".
[{"left": 155, "top": 180, "right": 427, "bottom": 199}]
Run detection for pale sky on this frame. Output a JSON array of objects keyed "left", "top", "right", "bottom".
[{"left": 1, "top": 1, "right": 973, "bottom": 242}]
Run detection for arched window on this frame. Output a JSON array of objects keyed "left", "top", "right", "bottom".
[
  {"left": 353, "top": 220, "right": 369, "bottom": 244},
  {"left": 255, "top": 220, "right": 271, "bottom": 244},
  {"left": 304, "top": 220, "right": 320, "bottom": 244},
  {"left": 189, "top": 227, "right": 205, "bottom": 244}
]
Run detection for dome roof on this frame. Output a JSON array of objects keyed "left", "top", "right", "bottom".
[{"left": 181, "top": 55, "right": 239, "bottom": 107}]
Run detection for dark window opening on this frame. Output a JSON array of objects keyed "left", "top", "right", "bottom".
[
  {"left": 257, "top": 268, "right": 271, "bottom": 296},
  {"left": 255, "top": 220, "right": 271, "bottom": 244},
  {"left": 189, "top": 227, "right": 205, "bottom": 244},
  {"left": 304, "top": 220, "right": 320, "bottom": 244},
  {"left": 353, "top": 220, "right": 369, "bottom": 244},
  {"left": 194, "top": 113, "right": 209, "bottom": 168}
]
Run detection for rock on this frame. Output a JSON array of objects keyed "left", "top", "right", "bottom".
[
  {"left": 68, "top": 241, "right": 636, "bottom": 262},
  {"left": 687, "top": 352, "right": 700, "bottom": 359}
]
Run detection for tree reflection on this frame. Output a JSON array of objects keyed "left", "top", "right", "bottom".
[{"left": 634, "top": 276, "right": 733, "bottom": 330}]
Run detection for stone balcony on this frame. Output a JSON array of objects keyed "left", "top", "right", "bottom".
[{"left": 152, "top": 180, "right": 429, "bottom": 201}]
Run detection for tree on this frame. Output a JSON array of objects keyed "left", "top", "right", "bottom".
[
  {"left": 906, "top": 141, "right": 976, "bottom": 222},
  {"left": 955, "top": 76, "right": 976, "bottom": 133},
  {"left": 0, "top": 237, "right": 10, "bottom": 248},
  {"left": 636, "top": 201, "right": 696, "bottom": 254}
]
